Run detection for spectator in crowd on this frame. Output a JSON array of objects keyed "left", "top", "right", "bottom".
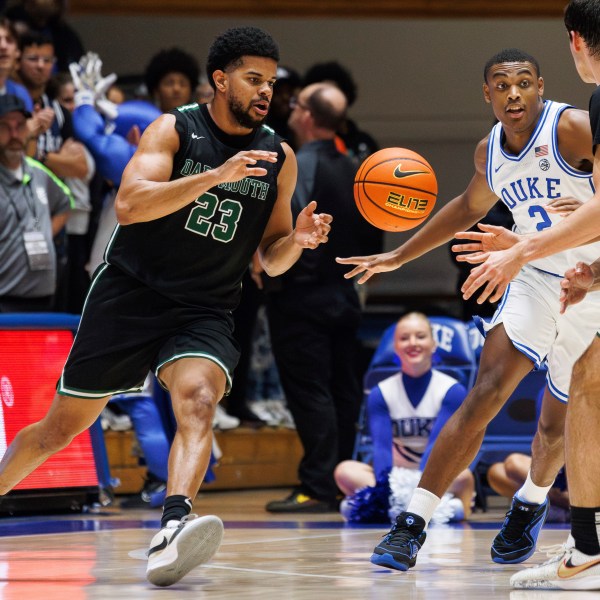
[
  {"left": 265, "top": 65, "right": 301, "bottom": 148},
  {"left": 335, "top": 312, "right": 474, "bottom": 522},
  {"left": 4, "top": 0, "right": 84, "bottom": 72},
  {"left": 0, "top": 94, "right": 72, "bottom": 312},
  {"left": 303, "top": 60, "right": 379, "bottom": 165},
  {"left": 143, "top": 47, "right": 200, "bottom": 112},
  {"left": 0, "top": 17, "right": 33, "bottom": 111},
  {"left": 15, "top": 30, "right": 90, "bottom": 311},
  {"left": 265, "top": 82, "right": 381, "bottom": 513}
]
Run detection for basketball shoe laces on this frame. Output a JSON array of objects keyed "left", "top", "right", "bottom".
[
  {"left": 501, "top": 504, "right": 538, "bottom": 542},
  {"left": 383, "top": 518, "right": 419, "bottom": 547}
]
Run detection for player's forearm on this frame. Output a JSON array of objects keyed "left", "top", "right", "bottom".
[
  {"left": 258, "top": 232, "right": 303, "bottom": 277},
  {"left": 394, "top": 198, "right": 487, "bottom": 264},
  {"left": 115, "top": 169, "right": 223, "bottom": 225},
  {"left": 518, "top": 197, "right": 600, "bottom": 264}
]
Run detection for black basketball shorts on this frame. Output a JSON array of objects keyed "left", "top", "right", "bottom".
[{"left": 58, "top": 264, "right": 240, "bottom": 398}]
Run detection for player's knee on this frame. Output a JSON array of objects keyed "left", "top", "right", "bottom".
[
  {"left": 334, "top": 460, "right": 353, "bottom": 483},
  {"left": 174, "top": 380, "right": 217, "bottom": 429},
  {"left": 38, "top": 422, "right": 76, "bottom": 453},
  {"left": 459, "top": 383, "right": 502, "bottom": 428}
]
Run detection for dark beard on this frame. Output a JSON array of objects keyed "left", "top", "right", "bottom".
[{"left": 230, "top": 97, "right": 265, "bottom": 130}]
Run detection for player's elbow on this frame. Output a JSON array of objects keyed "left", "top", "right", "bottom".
[{"left": 114, "top": 193, "right": 137, "bottom": 225}]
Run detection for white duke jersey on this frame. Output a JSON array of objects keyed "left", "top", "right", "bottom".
[
  {"left": 486, "top": 100, "right": 600, "bottom": 277},
  {"left": 378, "top": 370, "right": 458, "bottom": 465}
]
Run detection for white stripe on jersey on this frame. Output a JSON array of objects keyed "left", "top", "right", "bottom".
[{"left": 487, "top": 100, "right": 600, "bottom": 277}]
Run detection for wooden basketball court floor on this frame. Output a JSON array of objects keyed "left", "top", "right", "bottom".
[{"left": 0, "top": 488, "right": 583, "bottom": 600}]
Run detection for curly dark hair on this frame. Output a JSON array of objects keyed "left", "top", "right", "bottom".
[
  {"left": 483, "top": 48, "right": 541, "bottom": 82},
  {"left": 144, "top": 47, "right": 201, "bottom": 95},
  {"left": 206, "top": 26, "right": 279, "bottom": 90},
  {"left": 303, "top": 61, "right": 357, "bottom": 107}
]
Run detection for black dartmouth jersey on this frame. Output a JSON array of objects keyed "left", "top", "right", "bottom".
[
  {"left": 590, "top": 86, "right": 600, "bottom": 151},
  {"left": 105, "top": 103, "right": 286, "bottom": 309}
]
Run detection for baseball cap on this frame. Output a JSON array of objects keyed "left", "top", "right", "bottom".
[{"left": 0, "top": 94, "right": 32, "bottom": 118}]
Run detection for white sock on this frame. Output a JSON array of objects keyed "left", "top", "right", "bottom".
[
  {"left": 516, "top": 471, "right": 553, "bottom": 505},
  {"left": 406, "top": 487, "right": 441, "bottom": 529}
]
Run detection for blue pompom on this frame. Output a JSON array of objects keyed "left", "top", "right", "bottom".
[{"left": 342, "top": 470, "right": 391, "bottom": 523}]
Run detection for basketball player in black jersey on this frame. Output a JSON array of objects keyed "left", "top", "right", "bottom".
[{"left": 0, "top": 26, "right": 332, "bottom": 587}]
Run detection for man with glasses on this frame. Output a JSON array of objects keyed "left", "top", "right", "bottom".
[{"left": 15, "top": 30, "right": 91, "bottom": 310}]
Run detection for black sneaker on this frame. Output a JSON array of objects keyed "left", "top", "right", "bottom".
[
  {"left": 491, "top": 497, "right": 549, "bottom": 564},
  {"left": 265, "top": 489, "right": 338, "bottom": 513},
  {"left": 370, "top": 511, "right": 427, "bottom": 571}
]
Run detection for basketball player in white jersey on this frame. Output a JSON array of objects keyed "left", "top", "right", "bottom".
[
  {"left": 334, "top": 312, "right": 474, "bottom": 519},
  {"left": 337, "top": 48, "right": 600, "bottom": 571}
]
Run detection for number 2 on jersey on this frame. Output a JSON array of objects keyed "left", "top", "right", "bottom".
[
  {"left": 528, "top": 204, "right": 552, "bottom": 231},
  {"left": 185, "top": 191, "right": 242, "bottom": 242}
]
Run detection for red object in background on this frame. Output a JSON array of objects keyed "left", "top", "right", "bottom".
[{"left": 0, "top": 330, "right": 98, "bottom": 490}]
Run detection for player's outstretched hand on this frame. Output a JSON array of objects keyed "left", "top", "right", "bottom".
[
  {"left": 335, "top": 250, "right": 403, "bottom": 285},
  {"left": 294, "top": 200, "right": 332, "bottom": 250},
  {"left": 217, "top": 150, "right": 278, "bottom": 183},
  {"left": 452, "top": 223, "right": 521, "bottom": 264},
  {"left": 460, "top": 244, "right": 525, "bottom": 304},
  {"left": 560, "top": 262, "right": 594, "bottom": 314},
  {"left": 545, "top": 196, "right": 583, "bottom": 217}
]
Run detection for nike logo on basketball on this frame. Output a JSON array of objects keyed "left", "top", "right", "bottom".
[
  {"left": 557, "top": 556, "right": 600, "bottom": 578},
  {"left": 191, "top": 133, "right": 205, "bottom": 140},
  {"left": 393, "top": 163, "right": 428, "bottom": 179},
  {"left": 494, "top": 164, "right": 505, "bottom": 173}
]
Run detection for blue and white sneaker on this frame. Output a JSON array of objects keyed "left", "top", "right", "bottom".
[
  {"left": 146, "top": 514, "right": 224, "bottom": 587},
  {"left": 370, "top": 511, "right": 427, "bottom": 571},
  {"left": 491, "top": 497, "right": 549, "bottom": 564}
]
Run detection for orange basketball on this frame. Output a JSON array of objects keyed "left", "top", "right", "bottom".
[{"left": 354, "top": 148, "right": 438, "bottom": 232}]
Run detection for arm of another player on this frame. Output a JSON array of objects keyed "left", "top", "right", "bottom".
[
  {"left": 335, "top": 137, "right": 499, "bottom": 284},
  {"left": 256, "top": 142, "right": 332, "bottom": 277},
  {"left": 115, "top": 114, "right": 279, "bottom": 225}
]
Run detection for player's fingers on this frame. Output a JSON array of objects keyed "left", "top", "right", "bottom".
[
  {"left": 451, "top": 242, "right": 483, "bottom": 253},
  {"left": 488, "top": 282, "right": 507, "bottom": 304},
  {"left": 456, "top": 252, "right": 489, "bottom": 264},
  {"left": 460, "top": 266, "right": 489, "bottom": 299},
  {"left": 336, "top": 256, "right": 370, "bottom": 265},
  {"left": 343, "top": 265, "right": 368, "bottom": 279},
  {"left": 357, "top": 271, "right": 374, "bottom": 285},
  {"left": 246, "top": 167, "right": 267, "bottom": 177},
  {"left": 477, "top": 223, "right": 502, "bottom": 232},
  {"left": 454, "top": 231, "right": 485, "bottom": 241}
]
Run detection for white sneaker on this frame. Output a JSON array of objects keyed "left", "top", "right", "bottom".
[
  {"left": 146, "top": 514, "right": 224, "bottom": 587},
  {"left": 212, "top": 405, "right": 240, "bottom": 430},
  {"left": 249, "top": 400, "right": 280, "bottom": 426},
  {"left": 101, "top": 407, "right": 132, "bottom": 431},
  {"left": 510, "top": 544, "right": 600, "bottom": 590}
]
